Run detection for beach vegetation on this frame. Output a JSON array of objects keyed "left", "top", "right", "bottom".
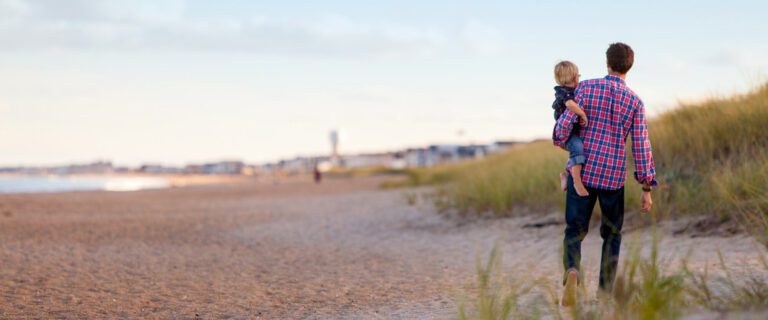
[{"left": 390, "top": 83, "right": 768, "bottom": 220}]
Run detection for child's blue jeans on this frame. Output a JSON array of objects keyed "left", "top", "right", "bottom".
[{"left": 566, "top": 135, "right": 585, "bottom": 165}]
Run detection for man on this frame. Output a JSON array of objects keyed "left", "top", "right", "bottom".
[{"left": 553, "top": 42, "right": 657, "bottom": 306}]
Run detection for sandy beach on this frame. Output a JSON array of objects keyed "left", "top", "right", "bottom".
[{"left": 0, "top": 176, "right": 765, "bottom": 319}]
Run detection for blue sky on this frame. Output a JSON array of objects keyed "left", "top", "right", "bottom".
[{"left": 0, "top": 0, "right": 766, "bottom": 166}]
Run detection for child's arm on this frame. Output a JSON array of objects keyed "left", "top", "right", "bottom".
[
  {"left": 565, "top": 100, "right": 588, "bottom": 126},
  {"left": 565, "top": 100, "right": 585, "bottom": 117}
]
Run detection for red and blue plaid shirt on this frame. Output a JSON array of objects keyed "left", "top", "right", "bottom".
[{"left": 553, "top": 75, "right": 657, "bottom": 190}]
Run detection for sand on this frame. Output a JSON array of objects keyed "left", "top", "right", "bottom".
[{"left": 0, "top": 176, "right": 765, "bottom": 319}]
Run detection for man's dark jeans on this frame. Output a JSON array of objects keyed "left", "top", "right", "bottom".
[{"left": 563, "top": 175, "right": 624, "bottom": 291}]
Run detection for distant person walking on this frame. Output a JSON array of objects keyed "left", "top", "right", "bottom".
[
  {"left": 313, "top": 165, "right": 322, "bottom": 184},
  {"left": 553, "top": 42, "right": 657, "bottom": 306}
]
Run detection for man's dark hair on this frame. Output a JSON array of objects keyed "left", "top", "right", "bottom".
[{"left": 606, "top": 42, "right": 634, "bottom": 74}]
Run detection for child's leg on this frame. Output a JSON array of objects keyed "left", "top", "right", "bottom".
[
  {"left": 566, "top": 136, "right": 589, "bottom": 196},
  {"left": 556, "top": 126, "right": 568, "bottom": 191},
  {"left": 560, "top": 171, "right": 568, "bottom": 191},
  {"left": 571, "top": 164, "right": 588, "bottom": 196}
]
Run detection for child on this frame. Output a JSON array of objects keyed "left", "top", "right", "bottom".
[{"left": 552, "top": 61, "right": 589, "bottom": 196}]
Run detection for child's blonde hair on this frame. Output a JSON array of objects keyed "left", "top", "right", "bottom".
[{"left": 554, "top": 61, "right": 579, "bottom": 86}]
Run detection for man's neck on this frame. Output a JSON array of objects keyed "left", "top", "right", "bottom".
[{"left": 608, "top": 72, "right": 627, "bottom": 80}]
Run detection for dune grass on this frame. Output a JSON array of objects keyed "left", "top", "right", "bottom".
[
  {"left": 459, "top": 234, "right": 768, "bottom": 320},
  {"left": 458, "top": 245, "right": 527, "bottom": 320},
  {"left": 393, "top": 83, "right": 768, "bottom": 219},
  {"left": 324, "top": 166, "right": 406, "bottom": 178}
]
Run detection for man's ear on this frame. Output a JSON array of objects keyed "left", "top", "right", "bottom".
[{"left": 607, "top": 65, "right": 613, "bottom": 74}]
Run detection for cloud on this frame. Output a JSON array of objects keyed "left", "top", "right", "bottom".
[
  {"left": 0, "top": 0, "right": 510, "bottom": 59},
  {"left": 459, "top": 20, "right": 510, "bottom": 56},
  {"left": 704, "top": 49, "right": 768, "bottom": 69},
  {"left": 0, "top": 0, "right": 29, "bottom": 17},
  {"left": 23, "top": 0, "right": 186, "bottom": 23}
]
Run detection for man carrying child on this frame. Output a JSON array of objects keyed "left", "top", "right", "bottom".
[{"left": 553, "top": 42, "right": 658, "bottom": 306}]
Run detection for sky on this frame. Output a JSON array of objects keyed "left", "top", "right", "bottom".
[{"left": 0, "top": 0, "right": 766, "bottom": 167}]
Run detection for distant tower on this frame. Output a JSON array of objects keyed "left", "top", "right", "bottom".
[{"left": 329, "top": 130, "right": 340, "bottom": 161}]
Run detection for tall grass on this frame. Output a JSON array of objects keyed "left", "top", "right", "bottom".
[
  {"left": 609, "top": 235, "right": 686, "bottom": 319},
  {"left": 651, "top": 83, "right": 768, "bottom": 216},
  {"left": 458, "top": 246, "right": 527, "bottom": 320},
  {"left": 441, "top": 142, "right": 565, "bottom": 216},
  {"left": 460, "top": 234, "right": 768, "bottom": 319},
  {"left": 396, "top": 83, "right": 768, "bottom": 218},
  {"left": 712, "top": 148, "right": 768, "bottom": 248}
]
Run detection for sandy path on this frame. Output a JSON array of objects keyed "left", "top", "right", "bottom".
[{"left": 0, "top": 176, "right": 765, "bottom": 319}]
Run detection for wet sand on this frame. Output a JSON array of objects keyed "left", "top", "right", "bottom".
[{"left": 0, "top": 176, "right": 765, "bottom": 319}]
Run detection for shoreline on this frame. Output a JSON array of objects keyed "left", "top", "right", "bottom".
[{"left": 0, "top": 173, "right": 258, "bottom": 195}]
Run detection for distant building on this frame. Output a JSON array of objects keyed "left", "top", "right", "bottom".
[
  {"left": 461, "top": 145, "right": 488, "bottom": 159},
  {"left": 426, "top": 145, "right": 462, "bottom": 165},
  {"left": 488, "top": 140, "right": 519, "bottom": 153},
  {"left": 203, "top": 161, "right": 244, "bottom": 175},
  {"left": 138, "top": 164, "right": 183, "bottom": 174},
  {"left": 113, "top": 167, "right": 133, "bottom": 173},
  {"left": 341, "top": 152, "right": 398, "bottom": 169},
  {"left": 252, "top": 140, "right": 521, "bottom": 173},
  {"left": 399, "top": 144, "right": 489, "bottom": 167},
  {"left": 51, "top": 161, "right": 114, "bottom": 175},
  {"left": 182, "top": 161, "right": 244, "bottom": 175},
  {"left": 403, "top": 148, "right": 429, "bottom": 167},
  {"left": 277, "top": 157, "right": 314, "bottom": 175}
]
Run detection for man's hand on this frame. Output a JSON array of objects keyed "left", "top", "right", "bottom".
[
  {"left": 579, "top": 115, "right": 588, "bottom": 127},
  {"left": 640, "top": 190, "right": 653, "bottom": 213}
]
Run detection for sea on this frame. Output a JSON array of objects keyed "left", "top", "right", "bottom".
[{"left": 0, "top": 175, "right": 171, "bottom": 194}]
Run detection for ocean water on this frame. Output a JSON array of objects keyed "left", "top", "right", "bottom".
[{"left": 0, "top": 175, "right": 171, "bottom": 194}]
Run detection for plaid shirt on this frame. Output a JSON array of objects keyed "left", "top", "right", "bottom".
[{"left": 553, "top": 75, "right": 657, "bottom": 190}]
